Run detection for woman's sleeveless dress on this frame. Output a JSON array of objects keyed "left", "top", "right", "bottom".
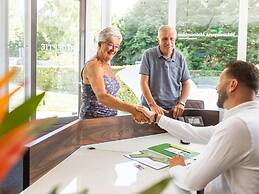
[{"left": 79, "top": 75, "right": 120, "bottom": 119}]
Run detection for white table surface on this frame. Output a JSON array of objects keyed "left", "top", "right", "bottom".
[{"left": 21, "top": 133, "right": 205, "bottom": 194}]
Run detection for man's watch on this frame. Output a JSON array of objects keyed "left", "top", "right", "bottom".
[
  {"left": 153, "top": 113, "right": 158, "bottom": 123},
  {"left": 178, "top": 101, "right": 185, "bottom": 107}
]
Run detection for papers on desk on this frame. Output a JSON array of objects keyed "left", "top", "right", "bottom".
[{"left": 124, "top": 143, "right": 199, "bottom": 170}]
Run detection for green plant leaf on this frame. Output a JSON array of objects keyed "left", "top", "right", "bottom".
[
  {"left": 76, "top": 189, "right": 88, "bottom": 194},
  {"left": 49, "top": 186, "right": 58, "bottom": 194},
  {"left": 138, "top": 177, "right": 172, "bottom": 194},
  {"left": 48, "top": 186, "right": 88, "bottom": 194},
  {"left": 0, "top": 92, "right": 45, "bottom": 137}
]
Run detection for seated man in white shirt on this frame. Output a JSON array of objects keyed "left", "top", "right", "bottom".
[{"left": 137, "top": 60, "right": 259, "bottom": 194}]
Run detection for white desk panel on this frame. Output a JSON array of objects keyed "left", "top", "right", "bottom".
[{"left": 21, "top": 133, "right": 204, "bottom": 194}]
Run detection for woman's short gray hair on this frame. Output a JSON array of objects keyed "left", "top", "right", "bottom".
[{"left": 98, "top": 26, "right": 122, "bottom": 42}]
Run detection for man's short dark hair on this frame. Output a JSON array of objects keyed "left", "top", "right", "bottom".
[{"left": 225, "top": 60, "right": 259, "bottom": 93}]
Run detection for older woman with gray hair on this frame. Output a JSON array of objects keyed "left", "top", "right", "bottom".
[{"left": 80, "top": 26, "right": 147, "bottom": 122}]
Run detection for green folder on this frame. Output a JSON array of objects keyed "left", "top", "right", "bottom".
[{"left": 148, "top": 143, "right": 199, "bottom": 160}]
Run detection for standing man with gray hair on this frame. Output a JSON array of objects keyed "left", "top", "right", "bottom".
[{"left": 139, "top": 25, "right": 191, "bottom": 118}]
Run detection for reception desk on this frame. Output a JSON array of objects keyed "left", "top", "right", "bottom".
[
  {"left": 2, "top": 109, "right": 219, "bottom": 193},
  {"left": 21, "top": 133, "right": 205, "bottom": 194}
]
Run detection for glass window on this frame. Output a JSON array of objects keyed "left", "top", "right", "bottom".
[
  {"left": 176, "top": 0, "right": 239, "bottom": 109},
  {"left": 8, "top": 0, "right": 25, "bottom": 110},
  {"left": 248, "top": 0, "right": 259, "bottom": 98},
  {"left": 85, "top": 0, "right": 102, "bottom": 60},
  {"left": 111, "top": 0, "right": 169, "bottom": 107},
  {"left": 37, "top": 0, "right": 80, "bottom": 118},
  {"left": 247, "top": 0, "right": 259, "bottom": 65},
  {"left": 112, "top": 0, "right": 168, "bottom": 66}
]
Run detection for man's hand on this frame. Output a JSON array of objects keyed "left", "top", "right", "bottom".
[
  {"left": 149, "top": 104, "right": 168, "bottom": 115},
  {"left": 171, "top": 103, "right": 184, "bottom": 118},
  {"left": 169, "top": 155, "right": 186, "bottom": 167}
]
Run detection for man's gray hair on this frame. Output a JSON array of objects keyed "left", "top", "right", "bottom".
[
  {"left": 157, "top": 25, "right": 177, "bottom": 37},
  {"left": 98, "top": 26, "right": 122, "bottom": 42}
]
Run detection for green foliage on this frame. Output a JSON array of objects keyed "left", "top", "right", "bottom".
[
  {"left": 0, "top": 93, "right": 56, "bottom": 138},
  {"left": 37, "top": 31, "right": 57, "bottom": 60},
  {"left": 8, "top": 0, "right": 259, "bottom": 70},
  {"left": 12, "top": 65, "right": 139, "bottom": 105},
  {"left": 38, "top": 67, "right": 78, "bottom": 94},
  {"left": 247, "top": 24, "right": 259, "bottom": 65},
  {"left": 8, "top": 30, "right": 23, "bottom": 57},
  {"left": 49, "top": 187, "right": 88, "bottom": 194},
  {"left": 112, "top": 0, "right": 168, "bottom": 65},
  {"left": 112, "top": 0, "right": 258, "bottom": 70},
  {"left": 0, "top": 93, "right": 44, "bottom": 136},
  {"left": 138, "top": 177, "right": 172, "bottom": 194},
  {"left": 12, "top": 66, "right": 78, "bottom": 94},
  {"left": 36, "top": 67, "right": 79, "bottom": 94},
  {"left": 176, "top": 25, "right": 238, "bottom": 71},
  {"left": 36, "top": 0, "right": 79, "bottom": 60}
]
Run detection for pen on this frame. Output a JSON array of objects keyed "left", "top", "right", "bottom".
[{"left": 134, "top": 163, "right": 144, "bottom": 170}]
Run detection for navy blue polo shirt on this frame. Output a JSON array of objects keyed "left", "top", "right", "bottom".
[{"left": 139, "top": 46, "right": 190, "bottom": 110}]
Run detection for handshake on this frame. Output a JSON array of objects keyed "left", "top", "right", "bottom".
[
  {"left": 131, "top": 101, "right": 185, "bottom": 124},
  {"left": 131, "top": 105, "right": 158, "bottom": 124}
]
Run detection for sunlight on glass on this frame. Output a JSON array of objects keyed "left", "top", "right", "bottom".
[{"left": 112, "top": 0, "right": 138, "bottom": 17}]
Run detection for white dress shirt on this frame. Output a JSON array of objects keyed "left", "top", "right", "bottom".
[{"left": 158, "top": 101, "right": 259, "bottom": 194}]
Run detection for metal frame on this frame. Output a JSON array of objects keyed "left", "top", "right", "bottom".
[
  {"left": 237, "top": 0, "right": 248, "bottom": 61},
  {"left": 79, "top": 0, "right": 87, "bottom": 115},
  {"left": 168, "top": 0, "right": 176, "bottom": 28},
  {"left": 0, "top": 0, "right": 9, "bottom": 96},
  {"left": 101, "top": 0, "right": 112, "bottom": 28},
  {"left": 24, "top": 0, "right": 37, "bottom": 101}
]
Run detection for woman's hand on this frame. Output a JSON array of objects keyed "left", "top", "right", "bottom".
[
  {"left": 135, "top": 106, "right": 156, "bottom": 124},
  {"left": 132, "top": 106, "right": 150, "bottom": 124}
]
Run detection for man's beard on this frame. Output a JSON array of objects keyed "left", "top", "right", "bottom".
[{"left": 217, "top": 89, "right": 228, "bottom": 108}]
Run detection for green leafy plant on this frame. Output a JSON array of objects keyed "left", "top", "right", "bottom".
[
  {"left": 0, "top": 69, "right": 56, "bottom": 183},
  {"left": 0, "top": 69, "right": 87, "bottom": 194},
  {"left": 49, "top": 187, "right": 88, "bottom": 194},
  {"left": 139, "top": 177, "right": 172, "bottom": 194}
]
